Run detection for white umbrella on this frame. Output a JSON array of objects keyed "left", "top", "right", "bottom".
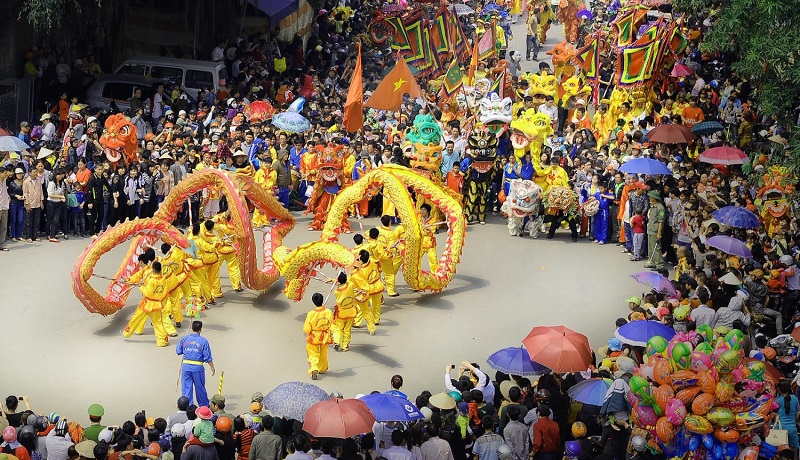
[
  {"left": 454, "top": 4, "right": 475, "bottom": 16},
  {"left": 0, "top": 136, "right": 30, "bottom": 152}
]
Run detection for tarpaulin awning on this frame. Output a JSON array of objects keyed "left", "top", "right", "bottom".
[{"left": 248, "top": 0, "right": 299, "bottom": 22}]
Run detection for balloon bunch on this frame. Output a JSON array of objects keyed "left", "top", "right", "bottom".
[{"left": 629, "top": 327, "right": 779, "bottom": 460}]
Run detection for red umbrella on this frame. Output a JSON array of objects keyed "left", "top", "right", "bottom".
[
  {"left": 698, "top": 146, "right": 748, "bottom": 165},
  {"left": 646, "top": 124, "right": 696, "bottom": 144},
  {"left": 302, "top": 398, "right": 376, "bottom": 438},
  {"left": 522, "top": 326, "right": 593, "bottom": 373},
  {"left": 243, "top": 100, "right": 276, "bottom": 122},
  {"left": 670, "top": 64, "right": 694, "bottom": 78}
]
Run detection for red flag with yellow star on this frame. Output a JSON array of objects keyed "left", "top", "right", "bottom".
[{"left": 364, "top": 58, "right": 423, "bottom": 111}]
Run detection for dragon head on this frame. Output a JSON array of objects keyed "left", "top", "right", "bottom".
[
  {"left": 479, "top": 93, "right": 513, "bottom": 135},
  {"left": 526, "top": 73, "right": 558, "bottom": 105},
  {"left": 505, "top": 179, "right": 542, "bottom": 217},
  {"left": 405, "top": 141, "right": 443, "bottom": 181},
  {"left": 509, "top": 109, "right": 553, "bottom": 151},
  {"left": 100, "top": 114, "right": 138, "bottom": 165},
  {"left": 561, "top": 76, "right": 592, "bottom": 109},
  {"left": 405, "top": 113, "right": 442, "bottom": 146},
  {"left": 468, "top": 124, "right": 498, "bottom": 174},
  {"left": 546, "top": 42, "right": 578, "bottom": 76},
  {"left": 316, "top": 144, "right": 344, "bottom": 183}
]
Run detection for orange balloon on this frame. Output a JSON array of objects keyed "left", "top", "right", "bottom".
[
  {"left": 655, "top": 385, "right": 675, "bottom": 413},
  {"left": 714, "top": 427, "right": 740, "bottom": 443},
  {"left": 656, "top": 416, "right": 676, "bottom": 443},
  {"left": 653, "top": 358, "right": 673, "bottom": 386},
  {"left": 676, "top": 387, "right": 702, "bottom": 405},
  {"left": 697, "top": 371, "right": 716, "bottom": 394},
  {"left": 692, "top": 393, "right": 715, "bottom": 415},
  {"left": 671, "top": 370, "right": 698, "bottom": 391}
]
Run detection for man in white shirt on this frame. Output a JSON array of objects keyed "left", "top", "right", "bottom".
[
  {"left": 421, "top": 425, "right": 454, "bottom": 460},
  {"left": 41, "top": 114, "right": 56, "bottom": 141},
  {"left": 211, "top": 41, "right": 225, "bottom": 62},
  {"left": 538, "top": 96, "right": 558, "bottom": 128},
  {"left": 382, "top": 431, "right": 415, "bottom": 460},
  {"left": 46, "top": 420, "right": 74, "bottom": 460}
]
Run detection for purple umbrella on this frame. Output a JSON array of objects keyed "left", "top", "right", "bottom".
[
  {"left": 630, "top": 271, "right": 677, "bottom": 297},
  {"left": 577, "top": 9, "right": 593, "bottom": 20},
  {"left": 705, "top": 235, "right": 752, "bottom": 258},
  {"left": 711, "top": 206, "right": 761, "bottom": 229},
  {"left": 615, "top": 320, "right": 676, "bottom": 346},
  {"left": 567, "top": 378, "right": 612, "bottom": 406},
  {"left": 487, "top": 346, "right": 550, "bottom": 376}
]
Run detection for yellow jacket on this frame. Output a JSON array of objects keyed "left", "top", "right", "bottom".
[
  {"left": 140, "top": 274, "right": 169, "bottom": 313},
  {"left": 160, "top": 248, "right": 188, "bottom": 289},
  {"left": 196, "top": 230, "right": 220, "bottom": 265},
  {"left": 212, "top": 215, "right": 237, "bottom": 255},
  {"left": 303, "top": 307, "right": 334, "bottom": 345},
  {"left": 421, "top": 218, "right": 436, "bottom": 250},
  {"left": 255, "top": 164, "right": 277, "bottom": 190},
  {"left": 352, "top": 259, "right": 384, "bottom": 295},
  {"left": 334, "top": 282, "right": 358, "bottom": 319}
]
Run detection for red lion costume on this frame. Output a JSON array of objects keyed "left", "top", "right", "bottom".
[{"left": 100, "top": 114, "right": 138, "bottom": 166}]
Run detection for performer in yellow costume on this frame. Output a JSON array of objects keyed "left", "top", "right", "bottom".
[
  {"left": 419, "top": 204, "right": 439, "bottom": 272},
  {"left": 212, "top": 211, "right": 242, "bottom": 292},
  {"left": 252, "top": 157, "right": 277, "bottom": 228},
  {"left": 376, "top": 216, "right": 404, "bottom": 298},
  {"left": 330, "top": 271, "right": 357, "bottom": 352},
  {"left": 160, "top": 242, "right": 190, "bottom": 329},
  {"left": 187, "top": 226, "right": 215, "bottom": 306},
  {"left": 303, "top": 292, "right": 333, "bottom": 380},
  {"left": 122, "top": 261, "right": 171, "bottom": 347},
  {"left": 351, "top": 249, "right": 383, "bottom": 335},
  {"left": 350, "top": 233, "right": 373, "bottom": 328}
]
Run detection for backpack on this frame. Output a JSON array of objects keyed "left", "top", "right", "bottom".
[{"left": 31, "top": 125, "right": 43, "bottom": 139}]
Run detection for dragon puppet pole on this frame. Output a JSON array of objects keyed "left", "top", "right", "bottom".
[
  {"left": 323, "top": 273, "right": 339, "bottom": 305},
  {"left": 355, "top": 208, "right": 366, "bottom": 235}
]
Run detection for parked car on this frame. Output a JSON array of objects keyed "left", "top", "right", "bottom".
[
  {"left": 85, "top": 75, "right": 195, "bottom": 115},
  {"left": 114, "top": 55, "right": 228, "bottom": 98}
]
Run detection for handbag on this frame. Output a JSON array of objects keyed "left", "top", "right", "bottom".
[
  {"left": 766, "top": 419, "right": 789, "bottom": 446},
  {"left": 66, "top": 192, "right": 78, "bottom": 208}
]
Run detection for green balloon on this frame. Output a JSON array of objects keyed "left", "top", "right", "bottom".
[
  {"left": 695, "top": 342, "right": 713, "bottom": 356},
  {"left": 647, "top": 335, "right": 668, "bottom": 357},
  {"left": 448, "top": 391, "right": 463, "bottom": 403},
  {"left": 724, "top": 329, "right": 745, "bottom": 350},
  {"left": 716, "top": 349, "right": 741, "bottom": 374},
  {"left": 671, "top": 342, "right": 693, "bottom": 370},
  {"left": 696, "top": 324, "right": 714, "bottom": 344}
]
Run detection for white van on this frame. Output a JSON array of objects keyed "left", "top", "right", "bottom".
[{"left": 114, "top": 56, "right": 228, "bottom": 99}]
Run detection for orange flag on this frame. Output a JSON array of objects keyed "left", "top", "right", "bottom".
[
  {"left": 343, "top": 45, "right": 364, "bottom": 132},
  {"left": 467, "top": 35, "right": 480, "bottom": 84},
  {"left": 364, "top": 58, "right": 423, "bottom": 111}
]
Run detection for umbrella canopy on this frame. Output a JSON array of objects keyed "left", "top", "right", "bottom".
[
  {"left": 615, "top": 320, "right": 676, "bottom": 346},
  {"left": 576, "top": 9, "right": 593, "bottom": 19},
  {"left": 567, "top": 378, "right": 613, "bottom": 406},
  {"left": 630, "top": 271, "right": 678, "bottom": 297},
  {"left": 698, "top": 146, "right": 748, "bottom": 165},
  {"left": 646, "top": 124, "right": 696, "bottom": 144},
  {"left": 272, "top": 97, "right": 311, "bottom": 133},
  {"left": 618, "top": 158, "right": 672, "bottom": 175},
  {"left": 0, "top": 136, "right": 30, "bottom": 152},
  {"left": 262, "top": 381, "right": 330, "bottom": 421},
  {"left": 712, "top": 206, "right": 761, "bottom": 229},
  {"left": 522, "top": 326, "right": 593, "bottom": 373},
  {"left": 453, "top": 4, "right": 475, "bottom": 15},
  {"left": 303, "top": 398, "right": 376, "bottom": 438},
  {"left": 691, "top": 121, "right": 724, "bottom": 137},
  {"left": 670, "top": 63, "right": 694, "bottom": 78},
  {"left": 705, "top": 235, "right": 752, "bottom": 258},
  {"left": 487, "top": 346, "right": 551, "bottom": 376},
  {"left": 358, "top": 393, "right": 423, "bottom": 422}
]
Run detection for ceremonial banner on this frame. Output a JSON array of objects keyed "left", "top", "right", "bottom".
[
  {"left": 477, "top": 25, "right": 496, "bottom": 61},
  {"left": 612, "top": 11, "right": 635, "bottom": 47},
  {"left": 669, "top": 27, "right": 688, "bottom": 55},
  {"left": 442, "top": 59, "right": 464, "bottom": 99},
  {"left": 616, "top": 38, "right": 658, "bottom": 86},
  {"left": 575, "top": 35, "right": 600, "bottom": 79},
  {"left": 386, "top": 15, "right": 411, "bottom": 54},
  {"left": 343, "top": 47, "right": 364, "bottom": 132},
  {"left": 489, "top": 70, "right": 506, "bottom": 98}
]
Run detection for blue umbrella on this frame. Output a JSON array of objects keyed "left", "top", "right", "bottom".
[
  {"left": 487, "top": 346, "right": 550, "bottom": 376},
  {"left": 263, "top": 381, "right": 330, "bottom": 421},
  {"left": 630, "top": 271, "right": 677, "bottom": 297},
  {"left": 618, "top": 158, "right": 672, "bottom": 175},
  {"left": 614, "top": 320, "right": 675, "bottom": 346},
  {"left": 358, "top": 393, "right": 424, "bottom": 422},
  {"left": 567, "top": 378, "right": 612, "bottom": 406},
  {"left": 272, "top": 97, "right": 311, "bottom": 133},
  {"left": 712, "top": 206, "right": 761, "bottom": 229},
  {"left": 706, "top": 235, "right": 752, "bottom": 258},
  {"left": 0, "top": 136, "right": 30, "bottom": 152},
  {"left": 691, "top": 121, "right": 724, "bottom": 137}
]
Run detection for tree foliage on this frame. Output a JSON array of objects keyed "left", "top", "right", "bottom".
[
  {"left": 674, "top": 0, "right": 800, "bottom": 173},
  {"left": 19, "top": 0, "right": 101, "bottom": 31}
]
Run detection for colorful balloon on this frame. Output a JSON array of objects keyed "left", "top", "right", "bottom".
[
  {"left": 706, "top": 407, "right": 735, "bottom": 427},
  {"left": 647, "top": 335, "right": 669, "bottom": 357},
  {"left": 695, "top": 341, "right": 714, "bottom": 356},
  {"left": 690, "top": 350, "right": 713, "bottom": 372},
  {"left": 653, "top": 358, "right": 673, "bottom": 386},
  {"left": 738, "top": 446, "right": 759, "bottom": 460},
  {"left": 716, "top": 349, "right": 741, "bottom": 374},
  {"left": 724, "top": 329, "right": 745, "bottom": 350},
  {"left": 633, "top": 402, "right": 660, "bottom": 428},
  {"left": 734, "top": 410, "right": 766, "bottom": 432},
  {"left": 692, "top": 393, "right": 715, "bottom": 415},
  {"left": 685, "top": 414, "right": 714, "bottom": 434},
  {"left": 716, "top": 380, "right": 735, "bottom": 402},
  {"left": 745, "top": 360, "right": 766, "bottom": 382},
  {"left": 696, "top": 324, "right": 714, "bottom": 344},
  {"left": 666, "top": 398, "right": 687, "bottom": 425},
  {"left": 697, "top": 371, "right": 717, "bottom": 394},
  {"left": 671, "top": 342, "right": 693, "bottom": 370},
  {"left": 676, "top": 387, "right": 702, "bottom": 405},
  {"left": 714, "top": 427, "right": 740, "bottom": 443},
  {"left": 702, "top": 433, "right": 715, "bottom": 449},
  {"left": 671, "top": 370, "right": 699, "bottom": 391},
  {"left": 655, "top": 384, "right": 675, "bottom": 413},
  {"left": 656, "top": 416, "right": 676, "bottom": 443}
]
